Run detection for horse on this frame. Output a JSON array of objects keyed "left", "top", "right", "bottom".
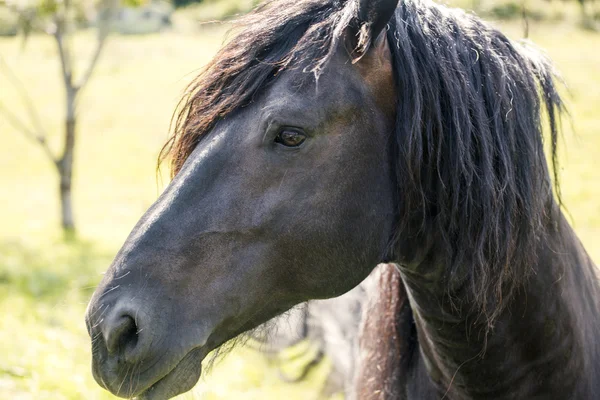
[{"left": 85, "top": 0, "right": 600, "bottom": 398}]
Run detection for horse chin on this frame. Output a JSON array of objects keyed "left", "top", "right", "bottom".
[{"left": 136, "top": 348, "right": 204, "bottom": 400}]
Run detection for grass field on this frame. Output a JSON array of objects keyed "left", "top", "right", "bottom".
[{"left": 0, "top": 5, "right": 599, "bottom": 400}]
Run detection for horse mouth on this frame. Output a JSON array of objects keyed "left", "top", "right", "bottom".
[{"left": 135, "top": 348, "right": 204, "bottom": 400}]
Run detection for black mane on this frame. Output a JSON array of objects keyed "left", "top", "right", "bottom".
[{"left": 387, "top": 1, "right": 563, "bottom": 325}]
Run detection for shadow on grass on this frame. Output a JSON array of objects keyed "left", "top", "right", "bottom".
[{"left": 0, "top": 238, "right": 114, "bottom": 301}]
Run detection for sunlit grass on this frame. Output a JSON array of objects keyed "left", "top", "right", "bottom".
[{"left": 0, "top": 8, "right": 598, "bottom": 400}]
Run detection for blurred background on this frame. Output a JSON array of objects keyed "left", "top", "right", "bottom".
[{"left": 0, "top": 0, "right": 598, "bottom": 397}]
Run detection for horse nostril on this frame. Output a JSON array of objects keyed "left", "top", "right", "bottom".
[{"left": 105, "top": 314, "right": 139, "bottom": 356}]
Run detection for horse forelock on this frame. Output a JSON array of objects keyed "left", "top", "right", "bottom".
[
  {"left": 160, "top": 0, "right": 565, "bottom": 326},
  {"left": 159, "top": 0, "right": 358, "bottom": 178}
]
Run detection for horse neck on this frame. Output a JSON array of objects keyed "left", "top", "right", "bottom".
[{"left": 396, "top": 211, "right": 600, "bottom": 399}]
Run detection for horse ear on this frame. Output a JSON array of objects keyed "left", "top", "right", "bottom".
[{"left": 350, "top": 0, "right": 399, "bottom": 56}]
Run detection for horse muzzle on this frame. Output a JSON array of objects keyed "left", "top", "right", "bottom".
[{"left": 86, "top": 294, "right": 207, "bottom": 399}]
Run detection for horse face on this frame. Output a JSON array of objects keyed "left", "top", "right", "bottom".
[{"left": 86, "top": 25, "right": 397, "bottom": 400}]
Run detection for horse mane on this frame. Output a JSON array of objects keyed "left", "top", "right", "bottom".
[
  {"left": 388, "top": 2, "right": 563, "bottom": 325},
  {"left": 160, "top": 0, "right": 564, "bottom": 326}
]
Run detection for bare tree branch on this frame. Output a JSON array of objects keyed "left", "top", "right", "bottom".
[
  {"left": 52, "top": 14, "right": 73, "bottom": 87},
  {"left": 75, "top": 26, "right": 109, "bottom": 91},
  {"left": 75, "top": 0, "right": 117, "bottom": 91},
  {"left": 0, "top": 56, "right": 48, "bottom": 138},
  {"left": 0, "top": 100, "right": 57, "bottom": 165}
]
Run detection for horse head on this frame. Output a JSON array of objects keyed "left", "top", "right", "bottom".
[{"left": 86, "top": 0, "right": 399, "bottom": 398}]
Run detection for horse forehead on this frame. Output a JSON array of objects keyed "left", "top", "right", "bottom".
[
  {"left": 262, "top": 46, "right": 395, "bottom": 119},
  {"left": 265, "top": 59, "right": 368, "bottom": 111}
]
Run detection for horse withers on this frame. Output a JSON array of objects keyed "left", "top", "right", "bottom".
[{"left": 86, "top": 0, "right": 600, "bottom": 398}]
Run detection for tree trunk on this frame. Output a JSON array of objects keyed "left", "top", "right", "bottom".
[
  {"left": 522, "top": 0, "right": 530, "bottom": 38},
  {"left": 59, "top": 87, "right": 77, "bottom": 235}
]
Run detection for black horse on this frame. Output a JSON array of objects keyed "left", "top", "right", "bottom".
[{"left": 86, "top": 0, "right": 600, "bottom": 398}]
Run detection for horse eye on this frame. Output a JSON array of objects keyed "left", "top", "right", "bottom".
[{"left": 275, "top": 129, "right": 306, "bottom": 147}]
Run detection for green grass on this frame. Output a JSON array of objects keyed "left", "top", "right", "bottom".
[{"left": 0, "top": 8, "right": 599, "bottom": 400}]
